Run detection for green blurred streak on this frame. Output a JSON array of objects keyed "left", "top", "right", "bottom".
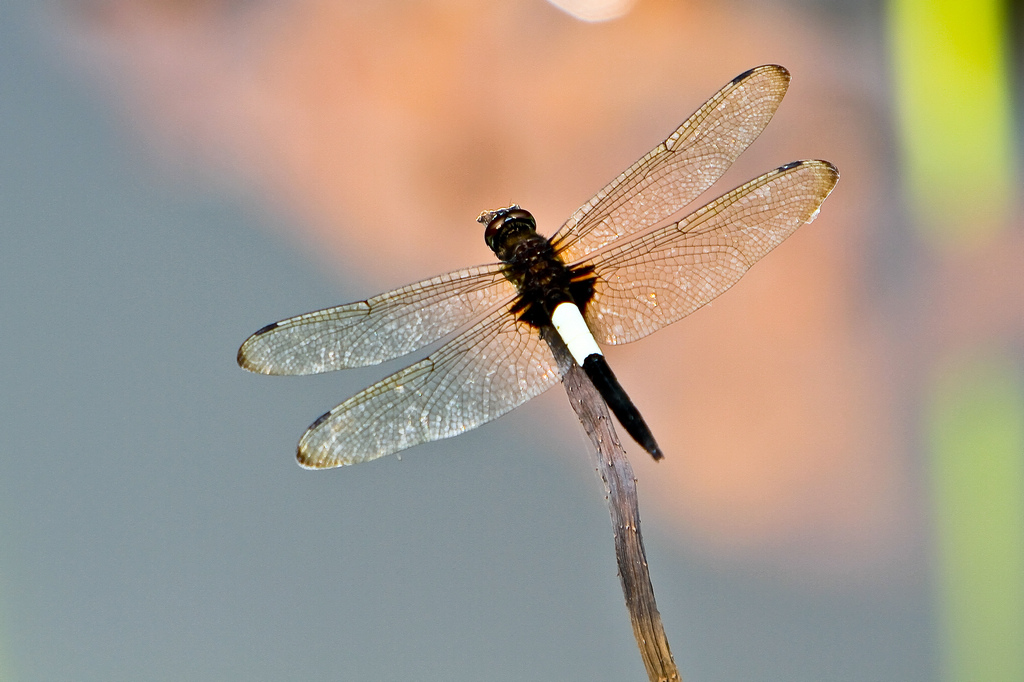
[
  {"left": 888, "top": 0, "right": 1016, "bottom": 245},
  {"left": 928, "top": 354, "right": 1024, "bottom": 682}
]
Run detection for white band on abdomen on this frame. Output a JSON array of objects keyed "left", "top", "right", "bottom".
[{"left": 551, "top": 302, "right": 603, "bottom": 366}]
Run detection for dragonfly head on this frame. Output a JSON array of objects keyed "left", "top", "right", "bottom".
[{"left": 479, "top": 205, "right": 538, "bottom": 261}]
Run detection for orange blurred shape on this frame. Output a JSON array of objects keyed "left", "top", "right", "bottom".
[{"left": 66, "top": 0, "right": 915, "bottom": 577}]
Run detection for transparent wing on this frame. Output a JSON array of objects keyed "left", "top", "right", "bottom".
[
  {"left": 238, "top": 264, "right": 515, "bottom": 375},
  {"left": 297, "top": 303, "right": 563, "bottom": 468},
  {"left": 551, "top": 65, "right": 791, "bottom": 265},
  {"left": 582, "top": 160, "right": 839, "bottom": 345}
]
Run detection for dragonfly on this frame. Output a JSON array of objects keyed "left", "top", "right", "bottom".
[{"left": 238, "top": 64, "right": 839, "bottom": 469}]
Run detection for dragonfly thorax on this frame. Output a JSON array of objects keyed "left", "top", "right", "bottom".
[{"left": 482, "top": 215, "right": 597, "bottom": 329}]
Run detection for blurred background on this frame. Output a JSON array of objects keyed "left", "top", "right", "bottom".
[{"left": 1, "top": 0, "right": 1021, "bottom": 680}]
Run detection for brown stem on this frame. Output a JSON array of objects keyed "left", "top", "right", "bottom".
[{"left": 546, "top": 330, "right": 681, "bottom": 681}]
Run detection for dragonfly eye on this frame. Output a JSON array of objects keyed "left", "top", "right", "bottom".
[{"left": 483, "top": 207, "right": 536, "bottom": 252}]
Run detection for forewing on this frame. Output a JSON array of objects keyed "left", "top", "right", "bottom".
[
  {"left": 238, "top": 265, "right": 514, "bottom": 375},
  {"left": 551, "top": 65, "right": 792, "bottom": 264},
  {"left": 583, "top": 160, "right": 839, "bottom": 344},
  {"left": 297, "top": 303, "right": 563, "bottom": 468}
]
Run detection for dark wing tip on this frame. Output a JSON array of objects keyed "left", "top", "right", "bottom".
[
  {"left": 294, "top": 412, "right": 335, "bottom": 469},
  {"left": 733, "top": 64, "right": 791, "bottom": 85},
  {"left": 779, "top": 159, "right": 840, "bottom": 181},
  {"left": 237, "top": 322, "right": 280, "bottom": 372},
  {"left": 308, "top": 411, "right": 332, "bottom": 431},
  {"left": 253, "top": 321, "right": 280, "bottom": 336}
]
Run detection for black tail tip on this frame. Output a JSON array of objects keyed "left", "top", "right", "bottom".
[{"left": 641, "top": 438, "right": 664, "bottom": 461}]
